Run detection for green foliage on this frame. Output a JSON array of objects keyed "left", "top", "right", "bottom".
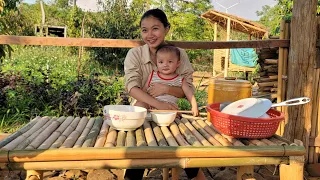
[
  {"left": 257, "top": 0, "right": 320, "bottom": 35},
  {"left": 86, "top": 0, "right": 142, "bottom": 68},
  {"left": 0, "top": 46, "right": 124, "bottom": 132},
  {"left": 67, "top": 6, "right": 83, "bottom": 38}
]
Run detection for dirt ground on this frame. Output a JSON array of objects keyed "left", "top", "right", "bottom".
[{"left": 0, "top": 166, "right": 286, "bottom": 180}]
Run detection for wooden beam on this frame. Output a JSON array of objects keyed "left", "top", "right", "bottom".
[
  {"left": 224, "top": 17, "right": 231, "bottom": 77},
  {"left": 0, "top": 35, "right": 290, "bottom": 49}
]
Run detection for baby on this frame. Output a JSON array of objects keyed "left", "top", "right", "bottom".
[{"left": 143, "top": 44, "right": 199, "bottom": 116}]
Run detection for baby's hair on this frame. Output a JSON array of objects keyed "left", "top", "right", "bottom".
[{"left": 156, "top": 44, "right": 180, "bottom": 60}]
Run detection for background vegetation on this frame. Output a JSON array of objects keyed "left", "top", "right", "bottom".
[{"left": 1, "top": 0, "right": 318, "bottom": 132}]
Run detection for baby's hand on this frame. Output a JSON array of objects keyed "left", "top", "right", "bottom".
[{"left": 192, "top": 106, "right": 199, "bottom": 117}]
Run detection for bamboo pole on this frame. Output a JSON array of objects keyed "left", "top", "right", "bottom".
[
  {"left": 135, "top": 126, "right": 147, "bottom": 147},
  {"left": 196, "top": 120, "right": 231, "bottom": 146},
  {"left": 143, "top": 121, "right": 158, "bottom": 146},
  {"left": 0, "top": 116, "right": 40, "bottom": 148},
  {"left": 277, "top": 20, "right": 286, "bottom": 135},
  {"left": 38, "top": 117, "right": 74, "bottom": 149},
  {"left": 0, "top": 157, "right": 289, "bottom": 170},
  {"left": 2, "top": 116, "right": 51, "bottom": 150},
  {"left": 94, "top": 120, "right": 109, "bottom": 147},
  {"left": 160, "top": 126, "right": 178, "bottom": 146},
  {"left": 241, "top": 140, "right": 256, "bottom": 146},
  {"left": 264, "top": 59, "right": 278, "bottom": 64},
  {"left": 309, "top": 70, "right": 320, "bottom": 163},
  {"left": 50, "top": 117, "right": 80, "bottom": 149},
  {"left": 0, "top": 146, "right": 305, "bottom": 163},
  {"left": 187, "top": 119, "right": 221, "bottom": 146},
  {"left": 126, "top": 130, "right": 136, "bottom": 147},
  {"left": 104, "top": 127, "right": 117, "bottom": 147},
  {"left": 273, "top": 134, "right": 292, "bottom": 145},
  {"left": 314, "top": 70, "right": 320, "bottom": 163},
  {"left": 117, "top": 131, "right": 126, "bottom": 147},
  {"left": 73, "top": 117, "right": 95, "bottom": 148},
  {"left": 261, "top": 139, "right": 278, "bottom": 146},
  {"left": 248, "top": 140, "right": 268, "bottom": 146},
  {"left": 150, "top": 122, "right": 167, "bottom": 146},
  {"left": 60, "top": 117, "right": 88, "bottom": 148},
  {"left": 82, "top": 117, "right": 103, "bottom": 147},
  {"left": 15, "top": 117, "right": 54, "bottom": 150},
  {"left": 204, "top": 120, "right": 244, "bottom": 146},
  {"left": 269, "top": 137, "right": 288, "bottom": 146},
  {"left": 169, "top": 122, "right": 190, "bottom": 146},
  {"left": 180, "top": 118, "right": 211, "bottom": 146},
  {"left": 175, "top": 119, "right": 202, "bottom": 146}
]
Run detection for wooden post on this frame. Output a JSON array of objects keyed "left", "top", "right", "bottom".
[
  {"left": 224, "top": 17, "right": 231, "bottom": 77},
  {"left": 213, "top": 22, "right": 218, "bottom": 76},
  {"left": 171, "top": 168, "right": 180, "bottom": 180},
  {"left": 284, "top": 0, "right": 318, "bottom": 159},
  {"left": 276, "top": 20, "right": 285, "bottom": 135},
  {"left": 237, "top": 166, "right": 255, "bottom": 180},
  {"left": 26, "top": 170, "right": 43, "bottom": 180},
  {"left": 279, "top": 155, "right": 304, "bottom": 180}
]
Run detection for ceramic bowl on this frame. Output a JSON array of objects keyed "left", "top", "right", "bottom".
[
  {"left": 103, "top": 105, "right": 147, "bottom": 131},
  {"left": 150, "top": 112, "right": 176, "bottom": 126}
]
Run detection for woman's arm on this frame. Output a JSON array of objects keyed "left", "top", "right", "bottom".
[{"left": 148, "top": 83, "right": 185, "bottom": 98}]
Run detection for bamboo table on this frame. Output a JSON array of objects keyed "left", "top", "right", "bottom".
[{"left": 0, "top": 116, "right": 305, "bottom": 180}]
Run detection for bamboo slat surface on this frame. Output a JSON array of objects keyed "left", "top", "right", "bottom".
[{"left": 0, "top": 116, "right": 299, "bottom": 151}]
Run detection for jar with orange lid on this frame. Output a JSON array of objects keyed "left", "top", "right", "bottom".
[{"left": 207, "top": 78, "right": 252, "bottom": 121}]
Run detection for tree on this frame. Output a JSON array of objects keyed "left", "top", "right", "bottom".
[{"left": 256, "top": 0, "right": 320, "bottom": 35}]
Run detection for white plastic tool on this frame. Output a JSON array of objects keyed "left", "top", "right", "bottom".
[{"left": 221, "top": 97, "right": 310, "bottom": 118}]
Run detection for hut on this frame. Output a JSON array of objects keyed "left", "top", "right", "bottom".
[{"left": 201, "top": 10, "right": 268, "bottom": 78}]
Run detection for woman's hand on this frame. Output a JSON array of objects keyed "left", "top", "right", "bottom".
[
  {"left": 154, "top": 101, "right": 178, "bottom": 110},
  {"left": 148, "top": 83, "right": 169, "bottom": 97}
]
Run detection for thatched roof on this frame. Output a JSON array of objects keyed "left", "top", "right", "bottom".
[{"left": 201, "top": 9, "right": 268, "bottom": 39}]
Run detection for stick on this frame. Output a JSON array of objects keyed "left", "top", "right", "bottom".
[
  {"left": 150, "top": 122, "right": 167, "bottom": 146},
  {"left": 116, "top": 131, "right": 126, "bottom": 147},
  {"left": 104, "top": 127, "right": 117, "bottom": 147},
  {"left": 175, "top": 119, "right": 202, "bottom": 146},
  {"left": 51, "top": 117, "right": 80, "bottom": 149},
  {"left": 180, "top": 118, "right": 211, "bottom": 146},
  {"left": 61, "top": 117, "right": 88, "bottom": 148},
  {"left": 38, "top": 116, "right": 73, "bottom": 149},
  {"left": 3, "top": 116, "right": 51, "bottom": 150},
  {"left": 0, "top": 116, "right": 40, "bottom": 148},
  {"left": 160, "top": 126, "right": 178, "bottom": 146},
  {"left": 143, "top": 121, "right": 158, "bottom": 146},
  {"left": 187, "top": 119, "right": 222, "bottom": 146},
  {"left": 82, "top": 117, "right": 103, "bottom": 147},
  {"left": 135, "top": 127, "right": 147, "bottom": 147},
  {"left": 94, "top": 120, "right": 109, "bottom": 147},
  {"left": 73, "top": 117, "right": 95, "bottom": 148},
  {"left": 169, "top": 122, "right": 190, "bottom": 146},
  {"left": 126, "top": 131, "right": 136, "bottom": 147}
]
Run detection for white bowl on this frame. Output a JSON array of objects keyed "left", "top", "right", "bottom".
[
  {"left": 150, "top": 112, "right": 176, "bottom": 126},
  {"left": 103, "top": 105, "right": 147, "bottom": 131}
]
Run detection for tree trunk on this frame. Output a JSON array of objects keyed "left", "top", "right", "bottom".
[{"left": 284, "top": 0, "right": 317, "bottom": 154}]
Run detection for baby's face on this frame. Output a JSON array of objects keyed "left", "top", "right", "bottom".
[{"left": 156, "top": 51, "right": 180, "bottom": 75}]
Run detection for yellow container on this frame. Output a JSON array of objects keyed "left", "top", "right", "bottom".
[{"left": 207, "top": 78, "right": 252, "bottom": 121}]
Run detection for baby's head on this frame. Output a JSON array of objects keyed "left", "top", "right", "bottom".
[{"left": 156, "top": 44, "right": 181, "bottom": 75}]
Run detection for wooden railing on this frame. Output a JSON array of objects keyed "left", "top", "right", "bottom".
[{"left": 0, "top": 35, "right": 290, "bottom": 49}]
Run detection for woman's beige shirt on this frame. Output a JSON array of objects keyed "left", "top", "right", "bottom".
[{"left": 124, "top": 44, "right": 194, "bottom": 93}]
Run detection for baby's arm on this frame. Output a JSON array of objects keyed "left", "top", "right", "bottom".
[{"left": 182, "top": 80, "right": 199, "bottom": 116}]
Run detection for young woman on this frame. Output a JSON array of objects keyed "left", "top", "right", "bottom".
[{"left": 124, "top": 8, "right": 206, "bottom": 180}]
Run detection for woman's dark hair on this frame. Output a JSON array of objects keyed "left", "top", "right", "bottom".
[{"left": 140, "top": 8, "right": 171, "bottom": 28}]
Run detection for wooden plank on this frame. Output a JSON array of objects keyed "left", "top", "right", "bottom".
[{"left": 0, "top": 35, "right": 290, "bottom": 49}]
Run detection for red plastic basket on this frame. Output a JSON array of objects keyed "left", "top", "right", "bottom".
[{"left": 206, "top": 103, "right": 285, "bottom": 139}]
